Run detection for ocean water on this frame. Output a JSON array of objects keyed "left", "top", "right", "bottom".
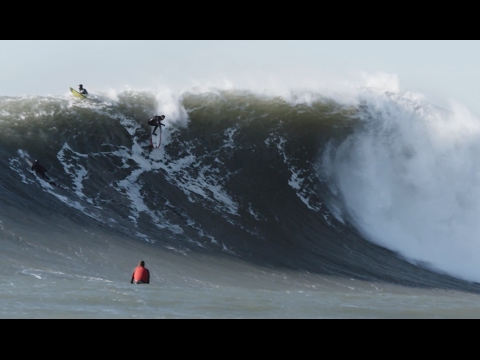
[{"left": 2, "top": 84, "right": 480, "bottom": 318}]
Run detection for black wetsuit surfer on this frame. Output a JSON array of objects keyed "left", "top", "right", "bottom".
[
  {"left": 148, "top": 115, "right": 165, "bottom": 135},
  {"left": 78, "top": 84, "right": 88, "bottom": 95},
  {"left": 31, "top": 160, "right": 56, "bottom": 186}
]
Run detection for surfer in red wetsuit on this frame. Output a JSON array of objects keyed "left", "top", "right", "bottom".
[
  {"left": 148, "top": 115, "right": 165, "bottom": 135},
  {"left": 130, "top": 260, "right": 150, "bottom": 284}
]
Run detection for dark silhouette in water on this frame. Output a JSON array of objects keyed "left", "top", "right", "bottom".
[{"left": 31, "top": 159, "right": 56, "bottom": 187}]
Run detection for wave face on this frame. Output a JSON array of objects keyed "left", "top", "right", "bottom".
[{"left": 2, "top": 87, "right": 480, "bottom": 302}]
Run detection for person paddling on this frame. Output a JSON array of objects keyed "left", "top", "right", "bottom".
[{"left": 130, "top": 260, "right": 150, "bottom": 284}]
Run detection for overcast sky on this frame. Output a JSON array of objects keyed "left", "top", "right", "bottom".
[{"left": 2, "top": 40, "right": 480, "bottom": 115}]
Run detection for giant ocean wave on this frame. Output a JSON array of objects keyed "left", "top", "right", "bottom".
[{"left": 2, "top": 85, "right": 480, "bottom": 295}]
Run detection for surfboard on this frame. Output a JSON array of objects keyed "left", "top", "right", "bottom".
[
  {"left": 150, "top": 124, "right": 162, "bottom": 149},
  {"left": 70, "top": 87, "right": 88, "bottom": 99}
]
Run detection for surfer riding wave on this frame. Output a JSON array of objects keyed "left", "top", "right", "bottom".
[
  {"left": 31, "top": 159, "right": 57, "bottom": 187},
  {"left": 148, "top": 115, "right": 165, "bottom": 135}
]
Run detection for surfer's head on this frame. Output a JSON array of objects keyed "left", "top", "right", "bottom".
[{"left": 79, "top": 84, "right": 83, "bottom": 88}]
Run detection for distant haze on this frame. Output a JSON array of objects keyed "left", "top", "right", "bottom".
[{"left": 2, "top": 40, "right": 480, "bottom": 116}]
